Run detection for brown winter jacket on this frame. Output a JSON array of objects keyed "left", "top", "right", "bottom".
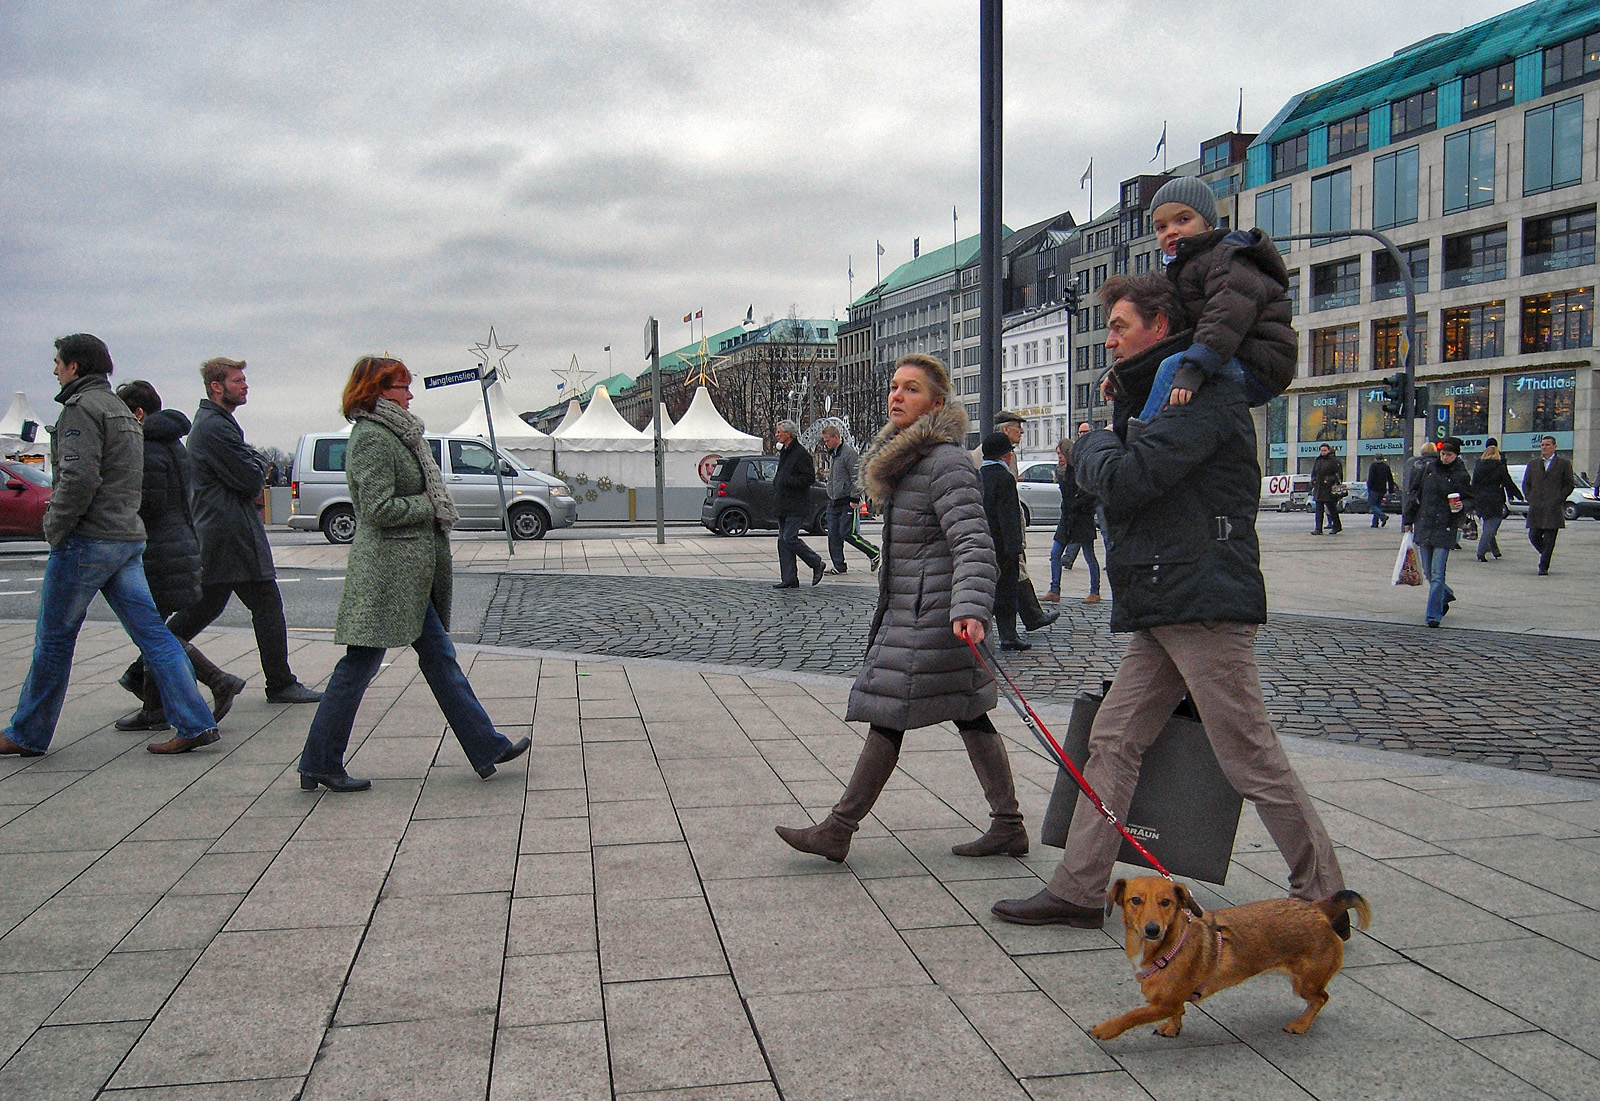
[{"left": 1166, "top": 228, "right": 1298, "bottom": 397}]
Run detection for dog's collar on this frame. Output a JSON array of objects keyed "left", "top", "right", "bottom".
[{"left": 1135, "top": 919, "right": 1189, "bottom": 980}]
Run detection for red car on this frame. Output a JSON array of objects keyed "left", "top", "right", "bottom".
[{"left": 0, "top": 459, "right": 51, "bottom": 540}]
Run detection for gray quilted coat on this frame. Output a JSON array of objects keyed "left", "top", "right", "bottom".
[
  {"left": 333, "top": 417, "right": 453, "bottom": 649},
  {"left": 845, "top": 402, "right": 998, "bottom": 731}
]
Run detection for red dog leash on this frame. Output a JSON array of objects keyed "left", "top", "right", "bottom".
[{"left": 966, "top": 636, "right": 1174, "bottom": 882}]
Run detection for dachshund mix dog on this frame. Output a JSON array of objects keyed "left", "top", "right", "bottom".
[{"left": 1090, "top": 876, "right": 1370, "bottom": 1040}]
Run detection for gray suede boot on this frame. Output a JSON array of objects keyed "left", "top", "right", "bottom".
[
  {"left": 951, "top": 720, "right": 1029, "bottom": 857},
  {"left": 776, "top": 727, "right": 900, "bottom": 862}
]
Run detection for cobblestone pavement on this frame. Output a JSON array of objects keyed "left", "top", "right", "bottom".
[{"left": 483, "top": 573, "right": 1600, "bottom": 782}]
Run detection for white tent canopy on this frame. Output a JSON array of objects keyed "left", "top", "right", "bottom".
[
  {"left": 664, "top": 387, "right": 761, "bottom": 446},
  {"left": 549, "top": 400, "right": 585, "bottom": 438},
  {"left": 448, "top": 381, "right": 550, "bottom": 449},
  {"left": 0, "top": 391, "right": 43, "bottom": 436},
  {"left": 563, "top": 386, "right": 646, "bottom": 441}
]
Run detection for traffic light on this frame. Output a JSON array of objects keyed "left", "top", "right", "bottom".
[
  {"left": 1063, "top": 286, "right": 1080, "bottom": 313},
  {"left": 1413, "top": 384, "right": 1429, "bottom": 417},
  {"left": 1381, "top": 372, "right": 1406, "bottom": 418}
]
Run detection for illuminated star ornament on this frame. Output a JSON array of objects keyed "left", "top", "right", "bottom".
[
  {"left": 552, "top": 353, "right": 596, "bottom": 396},
  {"left": 471, "top": 326, "right": 518, "bottom": 381},
  {"left": 683, "top": 335, "right": 724, "bottom": 389}
]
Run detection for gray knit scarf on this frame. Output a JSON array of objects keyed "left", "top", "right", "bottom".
[{"left": 356, "top": 398, "right": 460, "bottom": 532}]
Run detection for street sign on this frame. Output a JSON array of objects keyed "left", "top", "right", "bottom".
[{"left": 423, "top": 368, "right": 481, "bottom": 390}]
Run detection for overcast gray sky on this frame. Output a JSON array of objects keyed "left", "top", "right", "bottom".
[{"left": 1, "top": 0, "right": 1520, "bottom": 450}]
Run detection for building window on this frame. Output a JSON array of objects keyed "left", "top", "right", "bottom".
[
  {"left": 1373, "top": 243, "right": 1429, "bottom": 301},
  {"left": 1326, "top": 113, "right": 1368, "bottom": 161},
  {"left": 1075, "top": 383, "right": 1091, "bottom": 409},
  {"left": 1286, "top": 270, "right": 1301, "bottom": 318},
  {"left": 1504, "top": 370, "right": 1577, "bottom": 441},
  {"left": 1543, "top": 30, "right": 1600, "bottom": 93},
  {"left": 1255, "top": 184, "right": 1293, "bottom": 247},
  {"left": 1075, "top": 346, "right": 1089, "bottom": 371},
  {"left": 1521, "top": 288, "right": 1594, "bottom": 354},
  {"left": 1441, "top": 302, "right": 1504, "bottom": 361},
  {"left": 1309, "top": 325, "right": 1359, "bottom": 376},
  {"left": 1310, "top": 169, "right": 1351, "bottom": 245},
  {"left": 1077, "top": 309, "right": 1089, "bottom": 332},
  {"left": 1524, "top": 97, "right": 1584, "bottom": 197},
  {"left": 1372, "top": 317, "right": 1429, "bottom": 371},
  {"left": 1134, "top": 252, "right": 1151, "bottom": 273},
  {"left": 1093, "top": 345, "right": 1106, "bottom": 370},
  {"left": 1273, "top": 133, "right": 1309, "bottom": 179},
  {"left": 1310, "top": 258, "right": 1360, "bottom": 312},
  {"left": 1391, "top": 88, "right": 1437, "bottom": 139},
  {"left": 1093, "top": 264, "right": 1108, "bottom": 288},
  {"left": 1092, "top": 305, "right": 1104, "bottom": 330},
  {"left": 1523, "top": 208, "right": 1597, "bottom": 275},
  {"left": 1201, "top": 138, "right": 1232, "bottom": 173},
  {"left": 1461, "top": 61, "right": 1514, "bottom": 119},
  {"left": 1372, "top": 146, "right": 1419, "bottom": 230},
  {"left": 1443, "top": 123, "right": 1496, "bottom": 213},
  {"left": 1442, "top": 227, "right": 1507, "bottom": 290}
]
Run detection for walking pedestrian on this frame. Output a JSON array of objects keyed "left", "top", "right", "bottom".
[
  {"left": 775, "top": 353, "right": 1026, "bottom": 862},
  {"left": 1470, "top": 439, "right": 1522, "bottom": 561},
  {"left": 980, "top": 431, "right": 1028, "bottom": 651},
  {"left": 1365, "top": 456, "right": 1395, "bottom": 528},
  {"left": 297, "top": 356, "right": 531, "bottom": 792},
  {"left": 2, "top": 335, "right": 220, "bottom": 758},
  {"left": 820, "top": 422, "right": 879, "bottom": 574},
  {"left": 1047, "top": 439, "right": 1101, "bottom": 604},
  {"left": 991, "top": 275, "right": 1347, "bottom": 929},
  {"left": 164, "top": 358, "right": 322, "bottom": 704},
  {"left": 1402, "top": 442, "right": 1436, "bottom": 516},
  {"left": 111, "top": 381, "right": 246, "bottom": 731},
  {"left": 1522, "top": 435, "right": 1576, "bottom": 576},
  {"left": 771, "top": 419, "right": 824, "bottom": 588},
  {"left": 1310, "top": 443, "right": 1344, "bottom": 535},
  {"left": 1402, "top": 436, "right": 1472, "bottom": 628}
]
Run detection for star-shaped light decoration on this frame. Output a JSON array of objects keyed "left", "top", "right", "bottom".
[
  {"left": 683, "top": 335, "right": 725, "bottom": 389},
  {"left": 470, "top": 326, "right": 518, "bottom": 381},
  {"left": 552, "top": 353, "right": 596, "bottom": 397}
]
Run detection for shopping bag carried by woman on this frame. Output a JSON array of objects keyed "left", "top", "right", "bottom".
[{"left": 1392, "top": 531, "right": 1424, "bottom": 586}]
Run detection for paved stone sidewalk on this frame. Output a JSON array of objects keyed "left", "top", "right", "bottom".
[{"left": 2, "top": 624, "right": 1598, "bottom": 1099}]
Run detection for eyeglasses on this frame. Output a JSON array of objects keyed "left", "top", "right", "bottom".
[{"left": 383, "top": 383, "right": 413, "bottom": 393}]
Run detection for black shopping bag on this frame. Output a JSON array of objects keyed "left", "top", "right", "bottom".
[{"left": 1038, "top": 690, "right": 1244, "bottom": 885}]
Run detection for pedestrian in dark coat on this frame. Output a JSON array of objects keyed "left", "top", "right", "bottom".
[
  {"left": 1310, "top": 444, "right": 1344, "bottom": 534},
  {"left": 112, "top": 381, "right": 246, "bottom": 731},
  {"left": 1365, "top": 457, "right": 1395, "bottom": 528},
  {"left": 771, "top": 419, "right": 824, "bottom": 588},
  {"left": 1470, "top": 441, "right": 1522, "bottom": 560},
  {"left": 777, "top": 353, "right": 1026, "bottom": 864},
  {"left": 296, "top": 357, "right": 530, "bottom": 792},
  {"left": 1402, "top": 436, "right": 1473, "bottom": 627},
  {"left": 1049, "top": 439, "right": 1101, "bottom": 603},
  {"left": 164, "top": 358, "right": 321, "bottom": 703},
  {"left": 980, "top": 432, "right": 1027, "bottom": 648},
  {"left": 1522, "top": 435, "right": 1577, "bottom": 575}
]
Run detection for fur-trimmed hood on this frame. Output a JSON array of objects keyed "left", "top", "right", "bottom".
[{"left": 861, "top": 402, "right": 969, "bottom": 506}]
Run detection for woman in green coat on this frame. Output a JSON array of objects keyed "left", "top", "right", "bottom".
[{"left": 296, "top": 356, "right": 531, "bottom": 792}]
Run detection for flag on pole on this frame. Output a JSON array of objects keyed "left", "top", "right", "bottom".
[
  {"left": 913, "top": 237, "right": 920, "bottom": 258},
  {"left": 744, "top": 304, "right": 754, "bottom": 324},
  {"left": 603, "top": 345, "right": 610, "bottom": 351},
  {"left": 682, "top": 312, "right": 692, "bottom": 324},
  {"left": 1149, "top": 122, "right": 1167, "bottom": 163},
  {"left": 876, "top": 240, "right": 885, "bottom": 257},
  {"left": 1080, "top": 158, "right": 1093, "bottom": 188},
  {"left": 694, "top": 310, "right": 703, "bottom": 320},
  {"left": 1236, "top": 88, "right": 1244, "bottom": 133}
]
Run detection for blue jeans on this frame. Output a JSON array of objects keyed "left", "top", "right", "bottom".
[
  {"left": 1369, "top": 499, "right": 1387, "bottom": 526},
  {"left": 1423, "top": 545, "right": 1453, "bottom": 624},
  {"left": 6, "top": 537, "right": 216, "bottom": 751},
  {"left": 1476, "top": 514, "right": 1503, "bottom": 557},
  {"left": 1138, "top": 354, "right": 1263, "bottom": 422},
  {"left": 299, "top": 603, "right": 514, "bottom": 776},
  {"left": 825, "top": 498, "right": 879, "bottom": 569},
  {"left": 1050, "top": 538, "right": 1100, "bottom": 596},
  {"left": 777, "top": 514, "right": 822, "bottom": 585}
]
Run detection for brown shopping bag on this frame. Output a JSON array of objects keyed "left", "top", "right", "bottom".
[
  {"left": 1039, "top": 690, "right": 1244, "bottom": 885},
  {"left": 1392, "top": 532, "right": 1424, "bottom": 586}
]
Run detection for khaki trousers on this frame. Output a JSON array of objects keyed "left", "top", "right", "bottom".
[{"left": 1046, "top": 622, "right": 1345, "bottom": 907}]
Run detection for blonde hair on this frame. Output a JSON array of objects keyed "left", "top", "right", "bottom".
[
  {"left": 893, "top": 353, "right": 951, "bottom": 402},
  {"left": 1483, "top": 444, "right": 1501, "bottom": 460},
  {"left": 200, "top": 357, "right": 246, "bottom": 393}
]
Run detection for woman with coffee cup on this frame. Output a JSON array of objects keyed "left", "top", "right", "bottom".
[{"left": 1401, "top": 435, "right": 1474, "bottom": 628}]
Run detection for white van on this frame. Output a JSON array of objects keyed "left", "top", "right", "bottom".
[
  {"left": 1260, "top": 473, "right": 1313, "bottom": 512},
  {"left": 287, "top": 431, "right": 578, "bottom": 543}
]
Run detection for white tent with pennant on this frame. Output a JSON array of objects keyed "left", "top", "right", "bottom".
[{"left": 662, "top": 386, "right": 761, "bottom": 485}]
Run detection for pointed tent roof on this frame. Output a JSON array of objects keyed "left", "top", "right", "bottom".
[
  {"left": 550, "top": 399, "right": 585, "bottom": 438},
  {"left": 656, "top": 403, "right": 675, "bottom": 431},
  {"left": 564, "top": 385, "right": 646, "bottom": 440},
  {"left": 448, "top": 382, "right": 550, "bottom": 447},
  {"left": 664, "top": 387, "right": 761, "bottom": 444},
  {"left": 0, "top": 392, "right": 43, "bottom": 436}
]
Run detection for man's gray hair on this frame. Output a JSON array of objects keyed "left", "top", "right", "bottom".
[{"left": 776, "top": 419, "right": 799, "bottom": 436}]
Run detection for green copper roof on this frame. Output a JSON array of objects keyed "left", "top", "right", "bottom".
[
  {"left": 852, "top": 228, "right": 1011, "bottom": 307},
  {"left": 1258, "top": 0, "right": 1598, "bottom": 144}
]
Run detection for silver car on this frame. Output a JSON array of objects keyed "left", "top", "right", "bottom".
[
  {"left": 287, "top": 431, "right": 577, "bottom": 543},
  {"left": 1015, "top": 462, "right": 1062, "bottom": 527}
]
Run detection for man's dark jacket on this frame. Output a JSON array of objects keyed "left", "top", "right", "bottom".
[
  {"left": 1522, "top": 454, "right": 1577, "bottom": 530},
  {"left": 44, "top": 375, "right": 145, "bottom": 547},
  {"left": 980, "top": 461, "right": 1025, "bottom": 561},
  {"left": 1076, "top": 332, "right": 1266, "bottom": 634},
  {"left": 1366, "top": 458, "right": 1396, "bottom": 498},
  {"left": 773, "top": 439, "right": 816, "bottom": 519},
  {"left": 188, "top": 399, "right": 274, "bottom": 585},
  {"left": 138, "top": 409, "right": 204, "bottom": 615}
]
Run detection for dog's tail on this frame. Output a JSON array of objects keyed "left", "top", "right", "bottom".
[{"left": 1317, "top": 890, "right": 1371, "bottom": 932}]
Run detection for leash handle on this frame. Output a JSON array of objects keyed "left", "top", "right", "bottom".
[{"left": 967, "top": 637, "right": 1174, "bottom": 882}]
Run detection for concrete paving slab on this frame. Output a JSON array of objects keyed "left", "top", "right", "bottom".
[
  {"left": 93, "top": 1079, "right": 307, "bottom": 1101},
  {"left": 382, "top": 813, "right": 520, "bottom": 897},
  {"left": 862, "top": 874, "right": 975, "bottom": 931},
  {"left": 902, "top": 924, "right": 1035, "bottom": 994},
  {"left": 488, "top": 1021, "right": 612, "bottom": 1100},
  {"left": 45, "top": 947, "right": 201, "bottom": 1026},
  {"left": 1409, "top": 935, "right": 1600, "bottom": 1057},
  {"left": 1345, "top": 961, "right": 1537, "bottom": 1040},
  {"left": 589, "top": 797, "right": 683, "bottom": 846},
  {"left": 117, "top": 892, "right": 246, "bottom": 953},
  {"left": 1465, "top": 1031, "right": 1600, "bottom": 1101},
  {"left": 597, "top": 893, "right": 728, "bottom": 983},
  {"left": 300, "top": 1016, "right": 493, "bottom": 1101},
  {"left": 0, "top": 969, "right": 89, "bottom": 1064},
  {"left": 498, "top": 950, "right": 602, "bottom": 1027},
  {"left": 223, "top": 838, "right": 394, "bottom": 929},
  {"left": 0, "top": 891, "right": 160, "bottom": 973},
  {"left": 1021, "top": 1070, "right": 1157, "bottom": 1100},
  {"left": 334, "top": 892, "right": 509, "bottom": 1026},
  {"left": 603, "top": 975, "right": 768, "bottom": 1095},
  {"left": 1117, "top": 1042, "right": 1317, "bottom": 1100},
  {"left": 506, "top": 893, "right": 597, "bottom": 956},
  {"left": 512, "top": 850, "right": 593, "bottom": 897},
  {"left": 0, "top": 1019, "right": 146, "bottom": 1100},
  {"left": 519, "top": 813, "right": 590, "bottom": 854},
  {"left": 593, "top": 840, "right": 702, "bottom": 902}
]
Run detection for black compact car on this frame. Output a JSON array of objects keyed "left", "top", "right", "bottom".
[{"left": 700, "top": 454, "right": 830, "bottom": 537}]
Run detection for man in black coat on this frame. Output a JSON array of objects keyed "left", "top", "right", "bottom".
[
  {"left": 980, "top": 432, "right": 1027, "bottom": 650},
  {"left": 771, "top": 419, "right": 824, "bottom": 589},
  {"left": 1310, "top": 443, "right": 1344, "bottom": 535},
  {"left": 1522, "top": 435, "right": 1578, "bottom": 576},
  {"left": 165, "top": 358, "right": 322, "bottom": 703},
  {"left": 992, "top": 274, "right": 1347, "bottom": 930},
  {"left": 1365, "top": 457, "right": 1395, "bottom": 528}
]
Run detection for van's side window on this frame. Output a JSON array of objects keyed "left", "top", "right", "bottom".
[
  {"left": 314, "top": 438, "right": 347, "bottom": 472},
  {"left": 450, "top": 440, "right": 498, "bottom": 475},
  {"left": 429, "top": 439, "right": 442, "bottom": 467}
]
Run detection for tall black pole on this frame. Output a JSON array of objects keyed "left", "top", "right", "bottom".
[{"left": 978, "top": 0, "right": 1002, "bottom": 438}]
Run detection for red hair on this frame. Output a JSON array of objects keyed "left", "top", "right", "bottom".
[{"left": 342, "top": 356, "right": 410, "bottom": 420}]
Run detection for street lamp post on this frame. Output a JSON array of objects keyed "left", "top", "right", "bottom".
[{"left": 978, "top": 0, "right": 1002, "bottom": 437}]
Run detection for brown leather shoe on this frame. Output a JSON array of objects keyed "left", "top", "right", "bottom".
[
  {"left": 1041, "top": 591, "right": 1061, "bottom": 603},
  {"left": 0, "top": 734, "right": 45, "bottom": 757},
  {"left": 146, "top": 729, "right": 220, "bottom": 754},
  {"left": 1082, "top": 593, "right": 1102, "bottom": 604},
  {"left": 991, "top": 888, "right": 1104, "bottom": 927}
]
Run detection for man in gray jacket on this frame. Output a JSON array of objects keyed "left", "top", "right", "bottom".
[
  {"left": 165, "top": 358, "right": 321, "bottom": 703},
  {"left": 820, "top": 422, "right": 880, "bottom": 574},
  {"left": 2, "top": 335, "right": 220, "bottom": 757}
]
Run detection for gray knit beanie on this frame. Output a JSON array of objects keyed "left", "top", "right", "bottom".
[{"left": 1149, "top": 176, "right": 1217, "bottom": 228}]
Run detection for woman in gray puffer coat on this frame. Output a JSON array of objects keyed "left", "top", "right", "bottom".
[{"left": 776, "top": 354, "right": 1026, "bottom": 863}]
